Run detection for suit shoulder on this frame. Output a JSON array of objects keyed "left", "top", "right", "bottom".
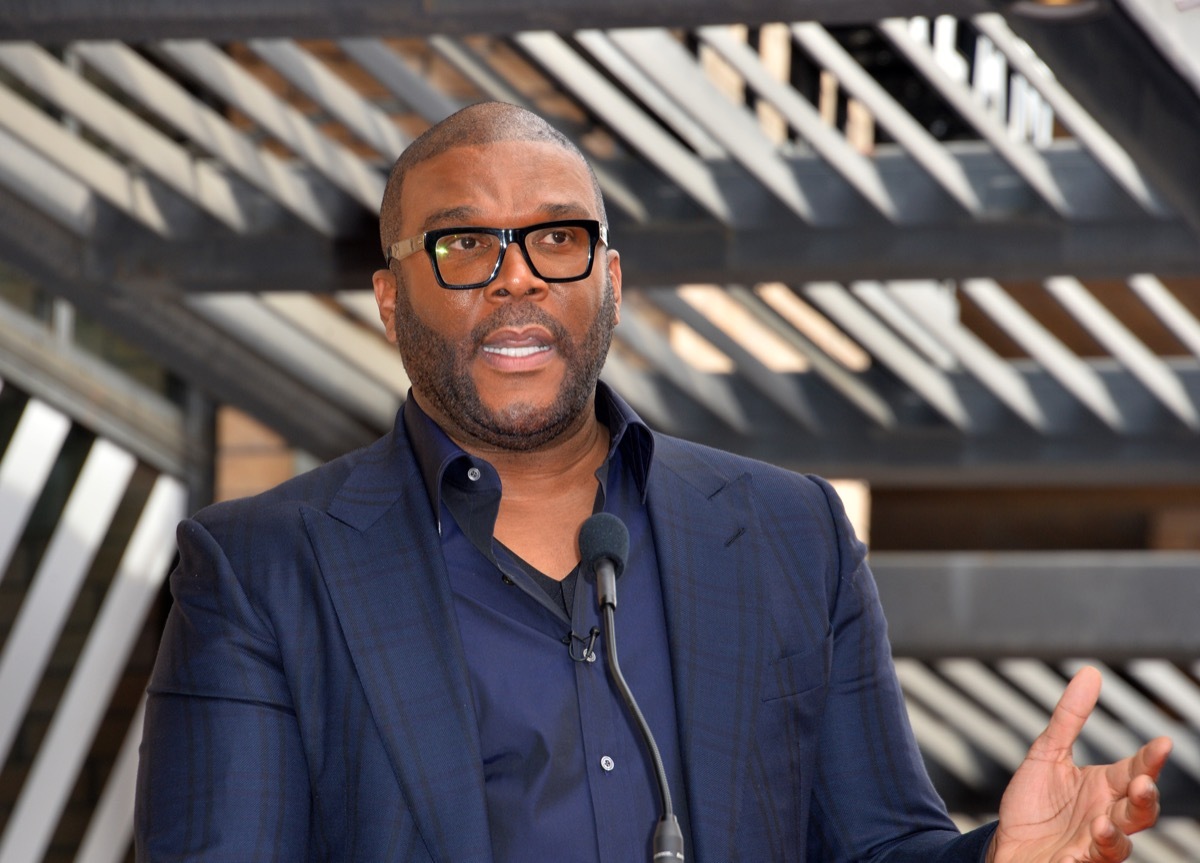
[
  {"left": 652, "top": 431, "right": 832, "bottom": 500},
  {"left": 191, "top": 437, "right": 375, "bottom": 535}
]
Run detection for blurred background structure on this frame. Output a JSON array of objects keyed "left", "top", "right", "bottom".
[{"left": 1, "top": 0, "right": 1199, "bottom": 860}]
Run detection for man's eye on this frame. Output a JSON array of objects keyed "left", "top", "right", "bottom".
[
  {"left": 439, "top": 234, "right": 492, "bottom": 255},
  {"left": 535, "top": 229, "right": 578, "bottom": 248}
]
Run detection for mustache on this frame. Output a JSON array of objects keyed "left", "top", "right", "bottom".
[{"left": 468, "top": 303, "right": 571, "bottom": 349}]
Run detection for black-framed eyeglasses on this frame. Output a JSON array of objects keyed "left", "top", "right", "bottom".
[{"left": 387, "top": 218, "right": 608, "bottom": 290}]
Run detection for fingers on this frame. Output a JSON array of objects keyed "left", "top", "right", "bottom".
[
  {"left": 1104, "top": 735, "right": 1171, "bottom": 830},
  {"left": 1031, "top": 666, "right": 1102, "bottom": 759},
  {"left": 1126, "top": 735, "right": 1173, "bottom": 784},
  {"left": 1086, "top": 814, "right": 1133, "bottom": 863},
  {"left": 1110, "top": 772, "right": 1163, "bottom": 835}
]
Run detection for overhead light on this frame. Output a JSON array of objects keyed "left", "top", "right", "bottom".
[{"left": 1007, "top": 0, "right": 1106, "bottom": 19}]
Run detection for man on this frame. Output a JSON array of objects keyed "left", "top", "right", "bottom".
[{"left": 135, "top": 101, "right": 1170, "bottom": 862}]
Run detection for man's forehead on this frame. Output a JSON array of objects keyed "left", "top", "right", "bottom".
[
  {"left": 408, "top": 138, "right": 590, "bottom": 180},
  {"left": 399, "top": 139, "right": 597, "bottom": 226}
]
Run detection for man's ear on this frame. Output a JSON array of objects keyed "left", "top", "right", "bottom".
[
  {"left": 372, "top": 268, "right": 399, "bottom": 343},
  {"left": 607, "top": 248, "right": 622, "bottom": 326}
]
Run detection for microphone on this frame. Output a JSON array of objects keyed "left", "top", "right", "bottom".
[
  {"left": 579, "top": 511, "right": 627, "bottom": 609},
  {"left": 578, "top": 514, "right": 685, "bottom": 863}
]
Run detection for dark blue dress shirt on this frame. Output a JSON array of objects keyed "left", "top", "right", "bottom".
[{"left": 403, "top": 383, "right": 691, "bottom": 863}]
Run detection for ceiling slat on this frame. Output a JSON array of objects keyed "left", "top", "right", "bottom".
[
  {"left": 606, "top": 28, "right": 820, "bottom": 222},
  {"left": 573, "top": 30, "right": 726, "bottom": 160},
  {"left": 156, "top": 39, "right": 384, "bottom": 210},
  {"left": 186, "top": 294, "right": 401, "bottom": 429},
  {"left": 972, "top": 13, "right": 1168, "bottom": 217},
  {"left": 804, "top": 282, "right": 975, "bottom": 429},
  {"left": 0, "top": 43, "right": 263, "bottom": 233},
  {"left": 74, "top": 41, "right": 348, "bottom": 235},
  {"left": 698, "top": 25, "right": 907, "bottom": 222},
  {"left": 790, "top": 22, "right": 983, "bottom": 215},
  {"left": 246, "top": 39, "right": 411, "bottom": 160},
  {"left": 516, "top": 30, "right": 734, "bottom": 224},
  {"left": 731, "top": 285, "right": 897, "bottom": 429},
  {"left": 614, "top": 302, "right": 751, "bottom": 434},
  {"left": 1044, "top": 276, "right": 1200, "bottom": 431},
  {"left": 879, "top": 18, "right": 1075, "bottom": 217},
  {"left": 896, "top": 658, "right": 1029, "bottom": 770},
  {"left": 338, "top": 39, "right": 459, "bottom": 123},
  {"left": 0, "top": 82, "right": 179, "bottom": 235},
  {"left": 648, "top": 288, "right": 823, "bottom": 431},
  {"left": 885, "top": 281, "right": 1050, "bottom": 431},
  {"left": 1128, "top": 275, "right": 1200, "bottom": 360},
  {"left": 961, "top": 279, "right": 1127, "bottom": 432}
]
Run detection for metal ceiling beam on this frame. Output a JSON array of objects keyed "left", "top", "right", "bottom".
[
  {"left": 1000, "top": 2, "right": 1200, "bottom": 240},
  {"left": 0, "top": 185, "right": 380, "bottom": 461},
  {"left": 0, "top": 0, "right": 996, "bottom": 41},
  {"left": 50, "top": 209, "right": 1200, "bottom": 293},
  {"left": 627, "top": 361, "right": 1200, "bottom": 485},
  {"left": 874, "top": 551, "right": 1200, "bottom": 660},
  {"left": 27, "top": 146, "right": 1196, "bottom": 294},
  {"left": 0, "top": 300, "right": 192, "bottom": 478}
]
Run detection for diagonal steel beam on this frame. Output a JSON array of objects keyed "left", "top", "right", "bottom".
[
  {"left": 1001, "top": 2, "right": 1200, "bottom": 239},
  {"left": 0, "top": 42, "right": 270, "bottom": 234},
  {"left": 155, "top": 39, "right": 385, "bottom": 211},
  {"left": 246, "top": 39, "right": 411, "bottom": 160},
  {"left": 878, "top": 17, "right": 1076, "bottom": 218},
  {"left": 73, "top": 40, "right": 356, "bottom": 236}
]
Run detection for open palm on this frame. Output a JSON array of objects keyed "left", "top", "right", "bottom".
[{"left": 988, "top": 666, "right": 1172, "bottom": 863}]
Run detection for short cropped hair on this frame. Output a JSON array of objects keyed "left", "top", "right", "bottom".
[{"left": 378, "top": 101, "right": 607, "bottom": 258}]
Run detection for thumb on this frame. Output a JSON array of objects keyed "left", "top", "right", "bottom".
[{"left": 1032, "top": 666, "right": 1101, "bottom": 759}]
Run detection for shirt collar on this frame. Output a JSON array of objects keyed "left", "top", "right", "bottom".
[{"left": 402, "top": 380, "right": 655, "bottom": 519}]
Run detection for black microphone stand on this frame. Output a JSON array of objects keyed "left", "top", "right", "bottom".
[{"left": 589, "top": 527, "right": 685, "bottom": 862}]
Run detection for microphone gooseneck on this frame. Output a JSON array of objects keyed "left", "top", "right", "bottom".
[{"left": 578, "top": 514, "right": 685, "bottom": 863}]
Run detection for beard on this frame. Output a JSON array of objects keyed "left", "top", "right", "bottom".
[{"left": 392, "top": 274, "right": 617, "bottom": 452}]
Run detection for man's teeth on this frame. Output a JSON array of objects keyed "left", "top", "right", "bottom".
[{"left": 483, "top": 345, "right": 550, "bottom": 358}]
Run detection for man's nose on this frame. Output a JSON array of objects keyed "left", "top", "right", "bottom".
[{"left": 484, "top": 242, "right": 548, "bottom": 300}]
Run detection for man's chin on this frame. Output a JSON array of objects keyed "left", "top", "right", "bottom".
[{"left": 467, "top": 399, "right": 589, "bottom": 451}]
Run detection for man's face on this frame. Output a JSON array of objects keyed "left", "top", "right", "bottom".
[{"left": 372, "top": 140, "right": 622, "bottom": 452}]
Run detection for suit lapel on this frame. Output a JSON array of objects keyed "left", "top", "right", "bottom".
[
  {"left": 648, "top": 438, "right": 764, "bottom": 863},
  {"left": 304, "top": 425, "right": 492, "bottom": 863}
]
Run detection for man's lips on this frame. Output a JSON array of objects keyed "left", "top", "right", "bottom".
[
  {"left": 479, "top": 327, "right": 557, "bottom": 363},
  {"left": 482, "top": 344, "right": 551, "bottom": 358}
]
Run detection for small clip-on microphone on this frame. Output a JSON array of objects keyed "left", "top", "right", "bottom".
[{"left": 579, "top": 513, "right": 685, "bottom": 863}]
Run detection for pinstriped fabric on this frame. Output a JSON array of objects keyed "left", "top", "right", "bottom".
[
  {"left": 136, "top": 409, "right": 994, "bottom": 861},
  {"left": 136, "top": 426, "right": 473, "bottom": 862},
  {"left": 647, "top": 434, "right": 995, "bottom": 862}
]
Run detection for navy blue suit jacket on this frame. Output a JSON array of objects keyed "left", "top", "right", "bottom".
[{"left": 135, "top": 410, "right": 996, "bottom": 862}]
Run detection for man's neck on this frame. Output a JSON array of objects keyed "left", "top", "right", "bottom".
[{"left": 413, "top": 388, "right": 613, "bottom": 578}]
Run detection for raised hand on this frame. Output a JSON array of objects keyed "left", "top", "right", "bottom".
[{"left": 987, "top": 666, "right": 1172, "bottom": 863}]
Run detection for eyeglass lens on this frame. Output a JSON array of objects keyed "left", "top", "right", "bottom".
[{"left": 433, "top": 224, "right": 594, "bottom": 286}]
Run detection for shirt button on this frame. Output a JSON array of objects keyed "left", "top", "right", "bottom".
[
  {"left": 466, "top": 467, "right": 481, "bottom": 481},
  {"left": 586, "top": 651, "right": 597, "bottom": 663},
  {"left": 600, "top": 755, "right": 615, "bottom": 772}
]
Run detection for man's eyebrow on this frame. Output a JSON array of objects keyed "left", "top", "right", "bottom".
[
  {"left": 418, "top": 202, "right": 593, "bottom": 232},
  {"left": 540, "top": 202, "right": 591, "bottom": 219},
  {"left": 420, "top": 206, "right": 479, "bottom": 232}
]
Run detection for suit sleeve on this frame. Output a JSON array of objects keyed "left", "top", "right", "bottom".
[
  {"left": 804, "top": 476, "right": 996, "bottom": 863},
  {"left": 135, "top": 516, "right": 312, "bottom": 861}
]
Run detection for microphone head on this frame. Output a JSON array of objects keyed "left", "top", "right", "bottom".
[{"left": 578, "top": 513, "right": 629, "bottom": 579}]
